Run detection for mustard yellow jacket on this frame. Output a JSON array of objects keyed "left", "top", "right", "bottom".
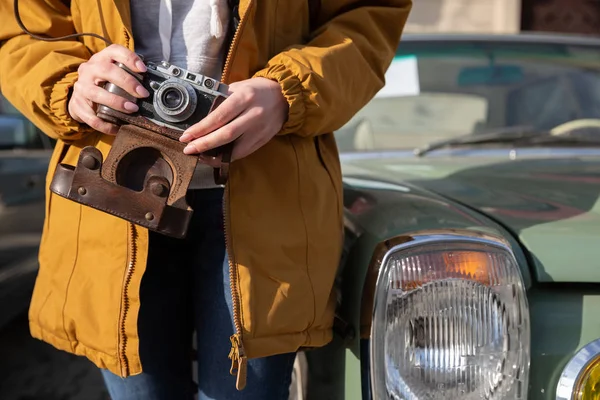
[{"left": 0, "top": 0, "right": 411, "bottom": 389}]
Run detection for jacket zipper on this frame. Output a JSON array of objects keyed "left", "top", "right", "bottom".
[
  {"left": 221, "top": 0, "right": 252, "bottom": 391},
  {"left": 119, "top": 223, "right": 137, "bottom": 376},
  {"left": 116, "top": 28, "right": 135, "bottom": 378},
  {"left": 123, "top": 27, "right": 131, "bottom": 49}
]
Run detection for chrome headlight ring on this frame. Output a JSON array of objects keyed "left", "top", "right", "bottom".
[{"left": 556, "top": 338, "right": 600, "bottom": 400}]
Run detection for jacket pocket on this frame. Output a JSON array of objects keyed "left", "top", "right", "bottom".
[
  {"left": 61, "top": 198, "right": 129, "bottom": 355},
  {"left": 314, "top": 134, "right": 343, "bottom": 221},
  {"left": 31, "top": 131, "right": 123, "bottom": 350},
  {"left": 292, "top": 135, "right": 343, "bottom": 333},
  {"left": 32, "top": 184, "right": 82, "bottom": 347}
]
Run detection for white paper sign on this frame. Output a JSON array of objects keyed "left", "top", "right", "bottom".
[{"left": 376, "top": 55, "right": 420, "bottom": 98}]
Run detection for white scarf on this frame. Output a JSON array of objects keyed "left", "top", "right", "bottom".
[{"left": 157, "top": 0, "right": 228, "bottom": 61}]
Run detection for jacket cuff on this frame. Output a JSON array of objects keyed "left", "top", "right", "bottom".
[
  {"left": 253, "top": 64, "right": 305, "bottom": 136},
  {"left": 48, "top": 70, "right": 93, "bottom": 139}
]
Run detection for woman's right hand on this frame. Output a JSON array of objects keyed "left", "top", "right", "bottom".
[{"left": 68, "top": 44, "right": 150, "bottom": 135}]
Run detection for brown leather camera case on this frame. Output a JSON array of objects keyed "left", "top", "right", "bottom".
[{"left": 50, "top": 124, "right": 203, "bottom": 239}]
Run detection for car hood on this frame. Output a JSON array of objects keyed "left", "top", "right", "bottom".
[{"left": 341, "top": 152, "right": 600, "bottom": 283}]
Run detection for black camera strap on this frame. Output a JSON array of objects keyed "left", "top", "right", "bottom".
[{"left": 13, "top": 0, "right": 112, "bottom": 45}]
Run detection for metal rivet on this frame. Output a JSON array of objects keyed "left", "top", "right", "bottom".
[
  {"left": 82, "top": 155, "right": 98, "bottom": 170},
  {"left": 145, "top": 212, "right": 154, "bottom": 221},
  {"left": 78, "top": 187, "right": 87, "bottom": 196},
  {"left": 150, "top": 182, "right": 168, "bottom": 197}
]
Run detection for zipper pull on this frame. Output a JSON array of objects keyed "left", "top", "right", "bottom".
[
  {"left": 228, "top": 334, "right": 247, "bottom": 390},
  {"left": 236, "top": 354, "right": 247, "bottom": 390}
]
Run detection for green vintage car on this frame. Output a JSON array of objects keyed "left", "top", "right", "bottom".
[{"left": 291, "top": 33, "right": 600, "bottom": 400}]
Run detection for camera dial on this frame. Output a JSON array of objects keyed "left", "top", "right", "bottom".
[{"left": 154, "top": 79, "right": 198, "bottom": 123}]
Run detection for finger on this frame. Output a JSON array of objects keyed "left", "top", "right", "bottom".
[
  {"left": 81, "top": 83, "right": 139, "bottom": 114},
  {"left": 182, "top": 111, "right": 251, "bottom": 155},
  {"left": 97, "top": 44, "right": 147, "bottom": 73},
  {"left": 179, "top": 94, "right": 247, "bottom": 142},
  {"left": 68, "top": 99, "right": 84, "bottom": 124},
  {"left": 90, "top": 63, "right": 150, "bottom": 99},
  {"left": 72, "top": 98, "right": 119, "bottom": 135}
]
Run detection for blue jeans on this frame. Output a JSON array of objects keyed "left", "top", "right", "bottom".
[{"left": 101, "top": 189, "right": 296, "bottom": 400}]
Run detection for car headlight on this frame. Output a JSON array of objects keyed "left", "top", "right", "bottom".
[
  {"left": 370, "top": 231, "right": 530, "bottom": 399},
  {"left": 556, "top": 338, "right": 600, "bottom": 400}
]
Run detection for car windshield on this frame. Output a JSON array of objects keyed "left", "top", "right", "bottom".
[{"left": 334, "top": 37, "right": 600, "bottom": 152}]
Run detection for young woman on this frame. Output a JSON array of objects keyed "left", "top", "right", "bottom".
[{"left": 0, "top": 0, "right": 411, "bottom": 398}]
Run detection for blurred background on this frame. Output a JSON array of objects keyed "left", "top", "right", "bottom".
[
  {"left": 406, "top": 0, "right": 599, "bottom": 35},
  {"left": 1, "top": 0, "right": 600, "bottom": 399}
]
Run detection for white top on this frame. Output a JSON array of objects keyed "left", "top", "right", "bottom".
[{"left": 130, "top": 0, "right": 231, "bottom": 189}]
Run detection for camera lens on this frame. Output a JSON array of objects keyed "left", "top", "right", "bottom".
[
  {"left": 154, "top": 79, "right": 198, "bottom": 123},
  {"left": 162, "top": 88, "right": 183, "bottom": 109}
]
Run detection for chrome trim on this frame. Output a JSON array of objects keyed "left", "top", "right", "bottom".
[
  {"left": 339, "top": 147, "right": 600, "bottom": 161},
  {"left": 343, "top": 214, "right": 363, "bottom": 238},
  {"left": 366, "top": 229, "right": 528, "bottom": 399},
  {"left": 556, "top": 338, "right": 600, "bottom": 400},
  {"left": 400, "top": 32, "right": 600, "bottom": 47},
  {"left": 376, "top": 229, "right": 513, "bottom": 255}
]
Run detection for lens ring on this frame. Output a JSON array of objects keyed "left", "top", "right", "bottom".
[{"left": 153, "top": 79, "right": 198, "bottom": 123}]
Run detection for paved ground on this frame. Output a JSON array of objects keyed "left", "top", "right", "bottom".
[
  {"left": 0, "top": 313, "right": 110, "bottom": 400},
  {"left": 0, "top": 313, "right": 306, "bottom": 400}
]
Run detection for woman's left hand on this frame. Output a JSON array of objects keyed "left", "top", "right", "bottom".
[{"left": 179, "top": 77, "right": 288, "bottom": 164}]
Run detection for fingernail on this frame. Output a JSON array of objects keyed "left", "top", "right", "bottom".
[
  {"left": 136, "top": 85, "right": 150, "bottom": 97},
  {"left": 136, "top": 60, "right": 147, "bottom": 72},
  {"left": 179, "top": 133, "right": 190, "bottom": 142},
  {"left": 124, "top": 102, "right": 139, "bottom": 112},
  {"left": 183, "top": 144, "right": 196, "bottom": 154}
]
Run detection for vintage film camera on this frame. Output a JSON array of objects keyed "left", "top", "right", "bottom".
[
  {"left": 50, "top": 60, "right": 230, "bottom": 238},
  {"left": 96, "top": 60, "right": 229, "bottom": 141}
]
